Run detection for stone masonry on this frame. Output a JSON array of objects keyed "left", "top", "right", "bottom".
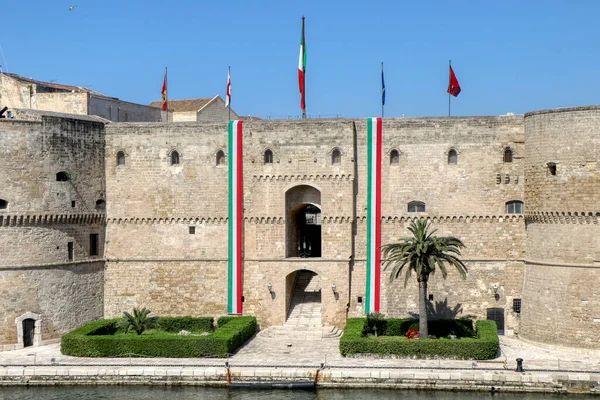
[{"left": 0, "top": 105, "right": 599, "bottom": 349}]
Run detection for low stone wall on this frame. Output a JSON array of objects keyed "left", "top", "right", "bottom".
[{"left": 0, "top": 366, "right": 599, "bottom": 394}]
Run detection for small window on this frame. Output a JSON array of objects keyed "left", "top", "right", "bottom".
[
  {"left": 408, "top": 201, "right": 426, "bottom": 213},
  {"left": 504, "top": 148, "right": 513, "bottom": 163},
  {"left": 264, "top": 149, "right": 273, "bottom": 164},
  {"left": 89, "top": 233, "right": 99, "bottom": 256},
  {"left": 547, "top": 162, "right": 556, "bottom": 176},
  {"left": 56, "top": 171, "right": 69, "bottom": 181},
  {"left": 505, "top": 200, "right": 523, "bottom": 214},
  {"left": 216, "top": 150, "right": 226, "bottom": 166},
  {"left": 71, "top": 200, "right": 76, "bottom": 208},
  {"left": 447, "top": 149, "right": 458, "bottom": 165},
  {"left": 0, "top": 199, "right": 7, "bottom": 209},
  {"left": 171, "top": 151, "right": 180, "bottom": 165},
  {"left": 95, "top": 199, "right": 105, "bottom": 210},
  {"left": 390, "top": 149, "right": 400, "bottom": 165},
  {"left": 513, "top": 298, "right": 521, "bottom": 313},
  {"left": 116, "top": 151, "right": 125, "bottom": 167},
  {"left": 332, "top": 149, "right": 342, "bottom": 165},
  {"left": 189, "top": 226, "right": 196, "bottom": 234},
  {"left": 68, "top": 242, "right": 74, "bottom": 261}
]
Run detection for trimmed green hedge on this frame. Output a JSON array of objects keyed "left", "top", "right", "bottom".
[
  {"left": 158, "top": 316, "right": 213, "bottom": 333},
  {"left": 61, "top": 316, "right": 257, "bottom": 358},
  {"left": 340, "top": 318, "right": 498, "bottom": 360}
]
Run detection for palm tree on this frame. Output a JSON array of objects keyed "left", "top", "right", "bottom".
[
  {"left": 118, "top": 307, "right": 159, "bottom": 335},
  {"left": 381, "top": 219, "right": 467, "bottom": 338}
]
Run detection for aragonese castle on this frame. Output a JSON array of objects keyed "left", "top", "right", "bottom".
[{"left": 0, "top": 72, "right": 599, "bottom": 351}]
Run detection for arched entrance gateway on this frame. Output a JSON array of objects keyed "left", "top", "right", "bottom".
[
  {"left": 285, "top": 185, "right": 322, "bottom": 258},
  {"left": 285, "top": 269, "right": 322, "bottom": 325},
  {"left": 283, "top": 185, "right": 324, "bottom": 325}
]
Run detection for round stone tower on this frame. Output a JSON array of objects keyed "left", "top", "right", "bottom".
[
  {"left": 0, "top": 112, "right": 106, "bottom": 348},
  {"left": 522, "top": 106, "right": 600, "bottom": 348}
]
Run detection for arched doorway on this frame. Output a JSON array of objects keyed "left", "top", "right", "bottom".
[
  {"left": 286, "top": 185, "right": 322, "bottom": 258},
  {"left": 15, "top": 312, "right": 42, "bottom": 348},
  {"left": 285, "top": 269, "right": 322, "bottom": 325}
]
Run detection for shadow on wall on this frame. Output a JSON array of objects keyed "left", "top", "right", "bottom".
[{"left": 409, "top": 298, "right": 475, "bottom": 320}]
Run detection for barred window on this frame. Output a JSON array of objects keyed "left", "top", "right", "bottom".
[
  {"left": 513, "top": 298, "right": 521, "bottom": 313},
  {"left": 408, "top": 201, "right": 426, "bottom": 213},
  {"left": 505, "top": 200, "right": 523, "bottom": 214},
  {"left": 264, "top": 149, "right": 273, "bottom": 164}
]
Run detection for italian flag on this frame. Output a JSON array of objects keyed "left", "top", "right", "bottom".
[
  {"left": 228, "top": 120, "right": 243, "bottom": 314},
  {"left": 298, "top": 17, "right": 306, "bottom": 112},
  {"left": 365, "top": 117, "right": 382, "bottom": 314}
]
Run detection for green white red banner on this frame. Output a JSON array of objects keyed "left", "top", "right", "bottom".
[
  {"left": 228, "top": 120, "right": 243, "bottom": 314},
  {"left": 365, "top": 117, "right": 382, "bottom": 313}
]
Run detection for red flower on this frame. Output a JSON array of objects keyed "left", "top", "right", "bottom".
[{"left": 406, "top": 328, "right": 420, "bottom": 339}]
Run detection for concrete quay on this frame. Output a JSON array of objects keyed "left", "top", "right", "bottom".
[{"left": 1, "top": 334, "right": 600, "bottom": 394}]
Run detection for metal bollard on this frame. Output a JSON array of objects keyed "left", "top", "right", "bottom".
[{"left": 515, "top": 358, "right": 524, "bottom": 372}]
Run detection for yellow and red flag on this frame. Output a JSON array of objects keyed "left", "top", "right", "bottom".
[{"left": 161, "top": 70, "right": 168, "bottom": 111}]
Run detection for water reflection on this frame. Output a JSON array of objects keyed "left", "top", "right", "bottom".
[{"left": 0, "top": 386, "right": 597, "bottom": 400}]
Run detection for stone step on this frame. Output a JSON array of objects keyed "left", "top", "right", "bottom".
[{"left": 257, "top": 324, "right": 341, "bottom": 339}]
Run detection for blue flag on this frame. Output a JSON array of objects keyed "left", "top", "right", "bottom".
[{"left": 381, "top": 65, "right": 386, "bottom": 106}]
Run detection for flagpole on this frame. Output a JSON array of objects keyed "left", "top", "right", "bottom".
[
  {"left": 448, "top": 60, "right": 451, "bottom": 117},
  {"left": 381, "top": 62, "right": 384, "bottom": 118},
  {"left": 301, "top": 16, "right": 306, "bottom": 119},
  {"left": 228, "top": 66, "right": 231, "bottom": 121},
  {"left": 165, "top": 67, "right": 169, "bottom": 123}
]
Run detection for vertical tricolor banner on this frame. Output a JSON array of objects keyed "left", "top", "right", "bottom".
[
  {"left": 228, "top": 120, "right": 243, "bottom": 314},
  {"left": 365, "top": 117, "right": 382, "bottom": 313}
]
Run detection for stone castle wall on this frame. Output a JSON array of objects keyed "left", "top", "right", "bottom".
[
  {"left": 0, "top": 117, "right": 105, "bottom": 347},
  {"left": 2, "top": 105, "right": 598, "bottom": 348},
  {"left": 88, "top": 95, "right": 162, "bottom": 123},
  {"left": 521, "top": 107, "right": 600, "bottom": 348},
  {"left": 103, "top": 117, "right": 527, "bottom": 332}
]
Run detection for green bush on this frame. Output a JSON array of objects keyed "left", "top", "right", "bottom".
[
  {"left": 383, "top": 318, "right": 474, "bottom": 337},
  {"left": 362, "top": 312, "right": 387, "bottom": 337},
  {"left": 340, "top": 318, "right": 498, "bottom": 360},
  {"left": 158, "top": 316, "right": 213, "bottom": 333},
  {"left": 61, "top": 316, "right": 256, "bottom": 358}
]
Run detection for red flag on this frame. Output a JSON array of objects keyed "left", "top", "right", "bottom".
[
  {"left": 161, "top": 71, "right": 168, "bottom": 111},
  {"left": 447, "top": 66, "right": 461, "bottom": 97}
]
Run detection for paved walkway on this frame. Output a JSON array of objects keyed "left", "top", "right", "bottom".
[
  {"left": 2, "top": 334, "right": 600, "bottom": 393},
  {"left": 1, "top": 334, "right": 599, "bottom": 372}
]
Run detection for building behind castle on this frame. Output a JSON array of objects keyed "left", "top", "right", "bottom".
[{"left": 0, "top": 86, "right": 599, "bottom": 350}]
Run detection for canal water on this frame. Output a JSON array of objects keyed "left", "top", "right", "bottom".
[{"left": 0, "top": 386, "right": 597, "bottom": 400}]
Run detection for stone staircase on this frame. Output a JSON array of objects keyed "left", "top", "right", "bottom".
[{"left": 258, "top": 271, "right": 342, "bottom": 340}]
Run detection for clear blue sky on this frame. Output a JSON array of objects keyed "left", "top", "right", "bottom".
[{"left": 2, "top": 1, "right": 600, "bottom": 118}]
